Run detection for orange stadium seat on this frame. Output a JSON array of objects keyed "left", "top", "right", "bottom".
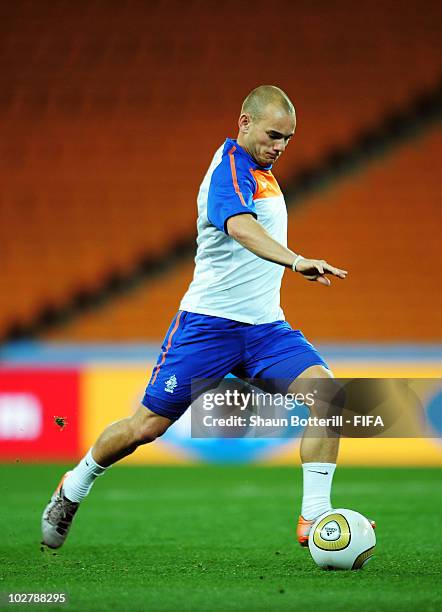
[{"left": 0, "top": 0, "right": 441, "bottom": 339}]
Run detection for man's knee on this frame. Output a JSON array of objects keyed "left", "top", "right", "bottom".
[
  {"left": 130, "top": 405, "right": 173, "bottom": 445},
  {"left": 288, "top": 364, "right": 334, "bottom": 396},
  {"left": 288, "top": 365, "right": 345, "bottom": 418}
]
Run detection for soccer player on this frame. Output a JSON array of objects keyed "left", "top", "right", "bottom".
[{"left": 41, "top": 85, "right": 365, "bottom": 549}]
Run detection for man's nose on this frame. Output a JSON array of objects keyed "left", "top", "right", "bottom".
[{"left": 274, "top": 139, "right": 286, "bottom": 152}]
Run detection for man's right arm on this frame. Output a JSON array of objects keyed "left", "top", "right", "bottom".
[
  {"left": 206, "top": 150, "right": 347, "bottom": 285},
  {"left": 227, "top": 213, "right": 297, "bottom": 268},
  {"left": 227, "top": 213, "right": 348, "bottom": 286}
]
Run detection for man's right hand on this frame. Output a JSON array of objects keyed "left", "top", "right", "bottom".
[{"left": 295, "top": 258, "right": 348, "bottom": 286}]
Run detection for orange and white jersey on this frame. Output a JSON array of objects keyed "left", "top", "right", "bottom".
[{"left": 180, "top": 139, "right": 287, "bottom": 324}]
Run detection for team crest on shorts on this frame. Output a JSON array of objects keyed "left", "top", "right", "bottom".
[{"left": 165, "top": 374, "right": 178, "bottom": 394}]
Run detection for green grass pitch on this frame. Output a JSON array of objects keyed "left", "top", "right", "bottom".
[{"left": 1, "top": 465, "right": 441, "bottom": 611}]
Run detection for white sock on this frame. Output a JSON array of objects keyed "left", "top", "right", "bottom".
[
  {"left": 63, "top": 448, "right": 108, "bottom": 503},
  {"left": 301, "top": 462, "right": 336, "bottom": 520}
]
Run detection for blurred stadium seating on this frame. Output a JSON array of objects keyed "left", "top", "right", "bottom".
[{"left": 0, "top": 0, "right": 441, "bottom": 341}]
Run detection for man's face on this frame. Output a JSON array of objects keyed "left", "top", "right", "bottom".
[{"left": 239, "top": 104, "right": 296, "bottom": 167}]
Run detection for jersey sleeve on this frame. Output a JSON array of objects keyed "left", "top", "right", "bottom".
[{"left": 207, "top": 154, "right": 257, "bottom": 234}]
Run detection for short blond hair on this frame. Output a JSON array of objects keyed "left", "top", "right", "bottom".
[{"left": 241, "top": 85, "right": 295, "bottom": 121}]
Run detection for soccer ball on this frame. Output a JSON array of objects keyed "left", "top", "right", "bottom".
[{"left": 308, "top": 508, "right": 376, "bottom": 570}]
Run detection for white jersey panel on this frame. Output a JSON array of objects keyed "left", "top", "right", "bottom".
[{"left": 180, "top": 145, "right": 287, "bottom": 324}]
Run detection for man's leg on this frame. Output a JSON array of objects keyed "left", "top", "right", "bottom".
[
  {"left": 291, "top": 364, "right": 339, "bottom": 465},
  {"left": 41, "top": 405, "right": 172, "bottom": 548},
  {"left": 287, "top": 365, "right": 342, "bottom": 545},
  {"left": 64, "top": 405, "right": 172, "bottom": 498}
]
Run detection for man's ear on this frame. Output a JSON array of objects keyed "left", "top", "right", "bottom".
[{"left": 238, "top": 113, "right": 251, "bottom": 133}]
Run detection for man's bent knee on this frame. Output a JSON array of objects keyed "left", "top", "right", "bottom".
[
  {"left": 298, "top": 364, "right": 334, "bottom": 380},
  {"left": 130, "top": 405, "right": 173, "bottom": 445},
  {"left": 287, "top": 365, "right": 334, "bottom": 397},
  {"left": 287, "top": 365, "right": 345, "bottom": 419}
]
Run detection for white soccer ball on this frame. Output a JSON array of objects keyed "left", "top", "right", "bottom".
[{"left": 308, "top": 508, "right": 376, "bottom": 570}]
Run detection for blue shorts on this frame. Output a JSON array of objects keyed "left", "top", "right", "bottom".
[{"left": 142, "top": 311, "right": 328, "bottom": 420}]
